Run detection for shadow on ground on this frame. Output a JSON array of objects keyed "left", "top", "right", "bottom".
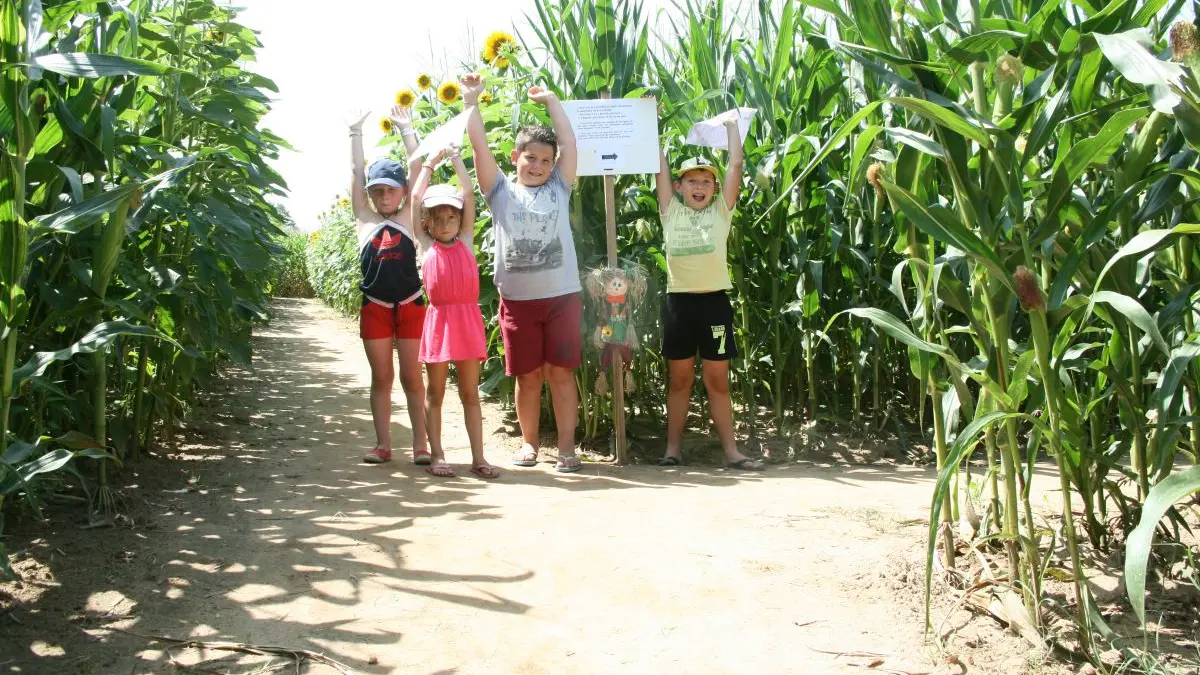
[
  {"left": 0, "top": 298, "right": 1127, "bottom": 675},
  {"left": 1, "top": 299, "right": 931, "bottom": 674}
]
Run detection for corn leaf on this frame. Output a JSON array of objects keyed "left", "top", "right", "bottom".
[
  {"left": 15, "top": 52, "right": 183, "bottom": 78},
  {"left": 1125, "top": 465, "right": 1200, "bottom": 625},
  {"left": 1088, "top": 291, "right": 1169, "bottom": 356},
  {"left": 12, "top": 321, "right": 178, "bottom": 383}
]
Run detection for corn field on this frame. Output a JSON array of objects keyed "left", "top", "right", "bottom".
[
  {"left": 0, "top": 0, "right": 1197, "bottom": 668},
  {"left": 295, "top": 0, "right": 1200, "bottom": 665},
  {"left": 1, "top": 0, "right": 286, "bottom": 574}
]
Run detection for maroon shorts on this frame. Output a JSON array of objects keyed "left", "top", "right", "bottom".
[
  {"left": 499, "top": 292, "right": 582, "bottom": 376},
  {"left": 360, "top": 300, "right": 426, "bottom": 341}
]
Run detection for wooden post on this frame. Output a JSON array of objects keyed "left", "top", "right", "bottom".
[{"left": 600, "top": 90, "right": 628, "bottom": 465}]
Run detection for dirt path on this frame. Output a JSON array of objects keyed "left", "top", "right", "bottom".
[{"left": 2, "top": 299, "right": 1047, "bottom": 674}]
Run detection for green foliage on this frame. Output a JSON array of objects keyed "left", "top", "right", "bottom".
[
  {"left": 0, "top": 0, "right": 288, "bottom": 574},
  {"left": 269, "top": 231, "right": 315, "bottom": 299},
  {"left": 306, "top": 203, "right": 362, "bottom": 317}
]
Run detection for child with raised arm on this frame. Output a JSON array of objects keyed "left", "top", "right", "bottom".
[
  {"left": 654, "top": 111, "right": 764, "bottom": 471},
  {"left": 347, "top": 106, "right": 429, "bottom": 466},
  {"left": 407, "top": 146, "right": 499, "bottom": 480},
  {"left": 459, "top": 73, "right": 584, "bottom": 473}
]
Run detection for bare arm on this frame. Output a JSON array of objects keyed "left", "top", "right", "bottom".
[
  {"left": 409, "top": 150, "right": 441, "bottom": 205},
  {"left": 450, "top": 148, "right": 476, "bottom": 243},
  {"left": 722, "top": 112, "right": 744, "bottom": 211},
  {"left": 346, "top": 110, "right": 377, "bottom": 224},
  {"left": 391, "top": 105, "right": 423, "bottom": 179},
  {"left": 655, "top": 144, "right": 674, "bottom": 218},
  {"left": 461, "top": 74, "right": 500, "bottom": 195},
  {"left": 531, "top": 87, "right": 577, "bottom": 186},
  {"left": 408, "top": 150, "right": 443, "bottom": 254}
]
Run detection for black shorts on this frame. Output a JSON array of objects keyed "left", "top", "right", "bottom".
[{"left": 662, "top": 291, "right": 738, "bottom": 361}]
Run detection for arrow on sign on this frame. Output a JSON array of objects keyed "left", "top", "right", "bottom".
[{"left": 601, "top": 153, "right": 618, "bottom": 161}]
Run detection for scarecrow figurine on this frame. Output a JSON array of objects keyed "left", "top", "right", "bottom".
[{"left": 584, "top": 263, "right": 648, "bottom": 395}]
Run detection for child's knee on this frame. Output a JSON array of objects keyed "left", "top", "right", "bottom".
[
  {"left": 517, "top": 370, "right": 544, "bottom": 389},
  {"left": 370, "top": 369, "right": 394, "bottom": 390},
  {"left": 702, "top": 370, "right": 730, "bottom": 395},
  {"left": 544, "top": 364, "right": 574, "bottom": 387},
  {"left": 458, "top": 385, "right": 480, "bottom": 406},
  {"left": 400, "top": 371, "right": 424, "bottom": 394},
  {"left": 669, "top": 371, "right": 693, "bottom": 392},
  {"left": 426, "top": 382, "right": 446, "bottom": 405}
]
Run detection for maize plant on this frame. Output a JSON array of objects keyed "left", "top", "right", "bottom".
[{"left": 1, "top": 0, "right": 287, "bottom": 573}]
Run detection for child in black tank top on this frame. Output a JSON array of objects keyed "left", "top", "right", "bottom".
[{"left": 347, "top": 105, "right": 430, "bottom": 467}]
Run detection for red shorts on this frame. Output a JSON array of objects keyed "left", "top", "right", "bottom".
[
  {"left": 360, "top": 300, "right": 426, "bottom": 341},
  {"left": 499, "top": 292, "right": 582, "bottom": 376}
]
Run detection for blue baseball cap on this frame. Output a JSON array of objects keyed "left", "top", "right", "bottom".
[{"left": 366, "top": 159, "right": 407, "bottom": 189}]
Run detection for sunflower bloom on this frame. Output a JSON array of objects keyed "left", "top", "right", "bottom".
[
  {"left": 479, "top": 92, "right": 494, "bottom": 105},
  {"left": 395, "top": 89, "right": 416, "bottom": 108},
  {"left": 417, "top": 73, "right": 433, "bottom": 90},
  {"left": 380, "top": 117, "right": 393, "bottom": 134},
  {"left": 437, "top": 81, "right": 461, "bottom": 104},
  {"left": 482, "top": 30, "right": 518, "bottom": 68},
  {"left": 339, "top": 198, "right": 350, "bottom": 209}
]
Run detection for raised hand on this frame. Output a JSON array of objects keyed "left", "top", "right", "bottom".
[
  {"left": 460, "top": 74, "right": 485, "bottom": 105},
  {"left": 346, "top": 108, "right": 370, "bottom": 131},
  {"left": 528, "top": 86, "right": 558, "bottom": 105},
  {"left": 721, "top": 110, "right": 740, "bottom": 127},
  {"left": 390, "top": 105, "right": 413, "bottom": 126}
]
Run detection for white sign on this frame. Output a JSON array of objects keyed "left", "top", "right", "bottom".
[
  {"left": 685, "top": 107, "right": 757, "bottom": 149},
  {"left": 562, "top": 98, "right": 660, "bottom": 176},
  {"left": 411, "top": 110, "right": 470, "bottom": 160}
]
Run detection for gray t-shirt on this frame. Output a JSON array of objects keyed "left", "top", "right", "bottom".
[{"left": 486, "top": 167, "right": 581, "bottom": 301}]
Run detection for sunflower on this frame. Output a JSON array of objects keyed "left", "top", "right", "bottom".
[
  {"left": 482, "top": 30, "right": 518, "bottom": 68},
  {"left": 437, "top": 81, "right": 461, "bottom": 104},
  {"left": 479, "top": 92, "right": 494, "bottom": 105},
  {"left": 339, "top": 198, "right": 350, "bottom": 209},
  {"left": 395, "top": 89, "right": 416, "bottom": 108},
  {"left": 380, "top": 117, "right": 393, "bottom": 134},
  {"left": 416, "top": 73, "right": 433, "bottom": 90}
]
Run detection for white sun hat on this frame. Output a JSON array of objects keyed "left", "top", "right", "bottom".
[{"left": 422, "top": 183, "right": 464, "bottom": 209}]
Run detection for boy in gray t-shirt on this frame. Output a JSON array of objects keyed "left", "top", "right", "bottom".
[{"left": 461, "top": 74, "right": 584, "bottom": 473}]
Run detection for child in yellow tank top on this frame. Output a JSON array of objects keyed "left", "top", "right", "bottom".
[{"left": 652, "top": 110, "right": 763, "bottom": 471}]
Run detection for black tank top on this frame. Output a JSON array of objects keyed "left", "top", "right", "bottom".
[{"left": 359, "top": 221, "right": 423, "bottom": 305}]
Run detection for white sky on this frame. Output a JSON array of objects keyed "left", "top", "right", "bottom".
[{"left": 236, "top": 0, "right": 677, "bottom": 230}]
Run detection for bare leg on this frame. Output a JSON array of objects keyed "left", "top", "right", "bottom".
[
  {"left": 396, "top": 338, "right": 428, "bottom": 459},
  {"left": 363, "top": 338, "right": 396, "bottom": 451},
  {"left": 455, "top": 359, "right": 490, "bottom": 469},
  {"left": 425, "top": 361, "right": 449, "bottom": 461},
  {"left": 701, "top": 359, "right": 752, "bottom": 464},
  {"left": 545, "top": 363, "right": 578, "bottom": 467},
  {"left": 665, "top": 358, "right": 696, "bottom": 461},
  {"left": 514, "top": 368, "right": 544, "bottom": 463}
]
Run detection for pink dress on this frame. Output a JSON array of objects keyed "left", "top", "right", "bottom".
[{"left": 419, "top": 239, "right": 488, "bottom": 363}]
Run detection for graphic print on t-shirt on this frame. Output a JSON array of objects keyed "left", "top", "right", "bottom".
[
  {"left": 668, "top": 202, "right": 717, "bottom": 256},
  {"left": 500, "top": 182, "right": 564, "bottom": 274},
  {"left": 372, "top": 228, "right": 409, "bottom": 262}
]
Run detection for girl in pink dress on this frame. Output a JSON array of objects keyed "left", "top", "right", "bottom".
[{"left": 409, "top": 147, "right": 498, "bottom": 479}]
